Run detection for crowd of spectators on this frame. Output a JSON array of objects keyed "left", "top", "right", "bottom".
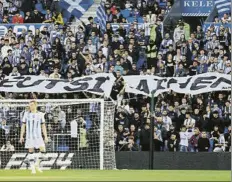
[
  {"left": 0, "top": 0, "right": 64, "bottom": 24},
  {"left": 0, "top": 0, "right": 231, "bottom": 152},
  {"left": 115, "top": 92, "right": 231, "bottom": 152}
]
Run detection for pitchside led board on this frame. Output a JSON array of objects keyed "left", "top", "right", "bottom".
[{"left": 181, "top": 0, "right": 214, "bottom": 16}]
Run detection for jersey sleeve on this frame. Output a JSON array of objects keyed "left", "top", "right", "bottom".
[{"left": 22, "top": 112, "right": 27, "bottom": 124}]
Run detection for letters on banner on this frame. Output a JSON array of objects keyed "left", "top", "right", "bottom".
[
  {"left": 0, "top": 74, "right": 116, "bottom": 97},
  {"left": 0, "top": 73, "right": 230, "bottom": 97},
  {"left": 0, "top": 24, "right": 52, "bottom": 37},
  {"left": 181, "top": 0, "right": 214, "bottom": 15},
  {"left": 124, "top": 73, "right": 231, "bottom": 96}
]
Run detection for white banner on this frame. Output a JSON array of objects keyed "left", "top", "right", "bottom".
[
  {"left": 0, "top": 73, "right": 230, "bottom": 97},
  {"left": 123, "top": 73, "right": 231, "bottom": 96},
  {"left": 0, "top": 24, "right": 52, "bottom": 37},
  {"left": 0, "top": 74, "right": 115, "bottom": 97}
]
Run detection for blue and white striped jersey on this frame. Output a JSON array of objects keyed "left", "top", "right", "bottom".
[{"left": 22, "top": 111, "right": 45, "bottom": 140}]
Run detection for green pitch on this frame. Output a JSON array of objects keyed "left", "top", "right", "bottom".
[{"left": 0, "top": 170, "right": 230, "bottom": 181}]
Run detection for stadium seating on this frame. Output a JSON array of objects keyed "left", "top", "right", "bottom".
[
  {"left": 35, "top": 3, "right": 44, "bottom": 12},
  {"left": 19, "top": 11, "right": 25, "bottom": 18},
  {"left": 127, "top": 17, "right": 136, "bottom": 23},
  {"left": 121, "top": 9, "right": 131, "bottom": 18}
]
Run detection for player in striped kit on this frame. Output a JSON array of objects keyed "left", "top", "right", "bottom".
[{"left": 20, "top": 100, "right": 48, "bottom": 174}]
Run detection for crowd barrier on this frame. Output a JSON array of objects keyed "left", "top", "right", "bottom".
[
  {"left": 69, "top": 22, "right": 164, "bottom": 37},
  {"left": 203, "top": 22, "right": 231, "bottom": 32},
  {"left": 116, "top": 152, "right": 231, "bottom": 170},
  {"left": 0, "top": 151, "right": 230, "bottom": 170},
  {"left": 0, "top": 23, "right": 52, "bottom": 38},
  {"left": 0, "top": 22, "right": 165, "bottom": 39}
]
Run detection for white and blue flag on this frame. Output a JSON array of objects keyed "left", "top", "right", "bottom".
[
  {"left": 214, "top": 0, "right": 231, "bottom": 16},
  {"left": 96, "top": 2, "right": 106, "bottom": 33},
  {"left": 59, "top": 0, "right": 93, "bottom": 20}
]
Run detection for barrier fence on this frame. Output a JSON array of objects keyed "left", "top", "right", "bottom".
[
  {"left": 0, "top": 152, "right": 230, "bottom": 170},
  {"left": 0, "top": 23, "right": 52, "bottom": 38}
]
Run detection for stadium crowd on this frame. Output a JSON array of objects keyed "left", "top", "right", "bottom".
[
  {"left": 0, "top": 0, "right": 64, "bottom": 24},
  {"left": 0, "top": 0, "right": 231, "bottom": 153}
]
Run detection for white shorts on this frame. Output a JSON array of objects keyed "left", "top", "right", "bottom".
[{"left": 25, "top": 138, "right": 45, "bottom": 149}]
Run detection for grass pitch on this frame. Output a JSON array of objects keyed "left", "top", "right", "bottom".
[{"left": 0, "top": 170, "right": 230, "bottom": 181}]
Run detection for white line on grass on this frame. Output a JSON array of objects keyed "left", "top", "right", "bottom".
[
  {"left": 0, "top": 177, "right": 89, "bottom": 181},
  {"left": 0, "top": 176, "right": 123, "bottom": 181}
]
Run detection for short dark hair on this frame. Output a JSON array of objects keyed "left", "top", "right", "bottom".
[{"left": 88, "top": 16, "right": 93, "bottom": 20}]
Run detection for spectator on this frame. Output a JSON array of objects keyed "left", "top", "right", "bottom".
[
  {"left": 18, "top": 62, "right": 28, "bottom": 75},
  {"left": 49, "top": 67, "right": 61, "bottom": 79},
  {"left": 121, "top": 136, "right": 139, "bottom": 151},
  {"left": 173, "top": 23, "right": 185, "bottom": 44},
  {"left": 213, "top": 130, "right": 226, "bottom": 152},
  {"left": 184, "top": 112, "right": 196, "bottom": 131},
  {"left": 7, "top": 2, "right": 18, "bottom": 16},
  {"left": 129, "top": 124, "right": 138, "bottom": 142},
  {"left": 51, "top": 116, "right": 62, "bottom": 134},
  {"left": 31, "top": 9, "right": 43, "bottom": 23},
  {"left": 116, "top": 124, "right": 125, "bottom": 150},
  {"left": 1, "top": 39, "right": 12, "bottom": 58},
  {"left": 130, "top": 8, "right": 140, "bottom": 18},
  {"left": 52, "top": 106, "right": 66, "bottom": 129},
  {"left": 43, "top": 9, "right": 53, "bottom": 23},
  {"left": 221, "top": 13, "right": 231, "bottom": 23},
  {"left": 210, "top": 111, "right": 224, "bottom": 132},
  {"left": 9, "top": 66, "right": 20, "bottom": 76},
  {"left": 198, "top": 131, "right": 210, "bottom": 152},
  {"left": 179, "top": 125, "right": 188, "bottom": 152},
  {"left": 0, "top": 140, "right": 15, "bottom": 151},
  {"left": 189, "top": 127, "right": 200, "bottom": 152},
  {"left": 162, "top": 110, "right": 172, "bottom": 131},
  {"left": 70, "top": 114, "right": 86, "bottom": 151},
  {"left": 24, "top": 11, "right": 33, "bottom": 23},
  {"left": 140, "top": 123, "right": 150, "bottom": 151},
  {"left": 174, "top": 63, "right": 187, "bottom": 77},
  {"left": 224, "top": 126, "right": 231, "bottom": 151},
  {"left": 167, "top": 133, "right": 179, "bottom": 152},
  {"left": 12, "top": 11, "right": 24, "bottom": 24},
  {"left": 153, "top": 126, "right": 162, "bottom": 151},
  {"left": 52, "top": 11, "right": 64, "bottom": 25}
]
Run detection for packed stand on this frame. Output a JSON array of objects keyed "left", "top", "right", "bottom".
[
  {"left": 114, "top": 92, "right": 231, "bottom": 152},
  {"left": 0, "top": 0, "right": 64, "bottom": 24},
  {"left": 0, "top": 0, "right": 231, "bottom": 152}
]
